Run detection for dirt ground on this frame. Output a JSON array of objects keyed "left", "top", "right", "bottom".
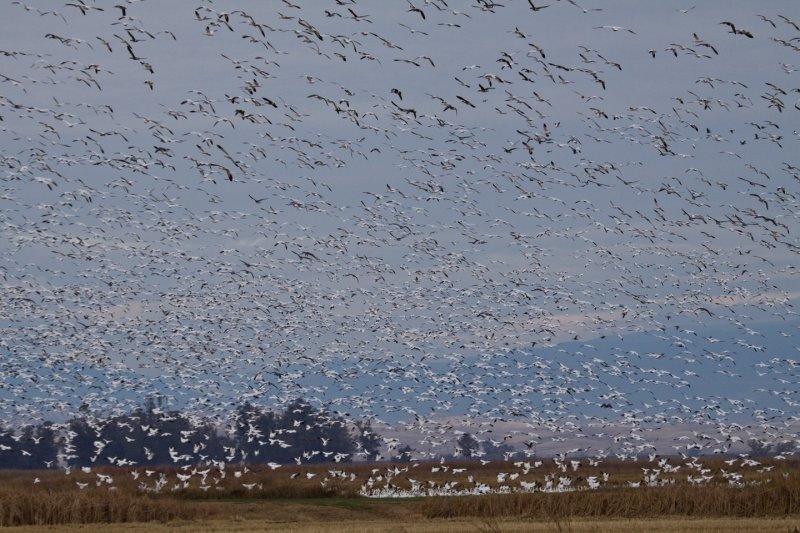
[
  {"left": 5, "top": 517, "right": 800, "bottom": 533},
  {"left": 3, "top": 498, "right": 799, "bottom": 533}
]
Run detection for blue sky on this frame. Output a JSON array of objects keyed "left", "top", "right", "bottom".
[{"left": 1, "top": 0, "right": 799, "bottom": 454}]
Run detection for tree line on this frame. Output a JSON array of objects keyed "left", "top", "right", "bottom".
[
  {"left": 3, "top": 403, "right": 785, "bottom": 470},
  {"left": 0, "top": 398, "right": 381, "bottom": 469}
]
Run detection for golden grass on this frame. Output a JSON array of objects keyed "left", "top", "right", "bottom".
[
  {"left": 3, "top": 516, "right": 800, "bottom": 532},
  {"left": 0, "top": 489, "right": 202, "bottom": 527},
  {"left": 421, "top": 480, "right": 800, "bottom": 519},
  {"left": 0, "top": 457, "right": 798, "bottom": 527}
]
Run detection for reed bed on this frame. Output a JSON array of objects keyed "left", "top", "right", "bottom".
[
  {"left": 0, "top": 489, "right": 202, "bottom": 527},
  {"left": 421, "top": 477, "right": 800, "bottom": 519},
  {"left": 0, "top": 457, "right": 797, "bottom": 526}
]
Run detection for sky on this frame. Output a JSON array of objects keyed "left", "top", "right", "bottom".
[{"left": 1, "top": 0, "right": 799, "bottom": 456}]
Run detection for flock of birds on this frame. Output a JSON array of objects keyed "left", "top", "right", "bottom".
[{"left": 1, "top": 0, "right": 799, "bottom": 489}]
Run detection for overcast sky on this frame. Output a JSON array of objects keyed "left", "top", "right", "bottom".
[{"left": 1, "top": 0, "right": 799, "bottom": 453}]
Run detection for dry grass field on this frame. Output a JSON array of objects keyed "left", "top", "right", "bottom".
[
  {"left": 3, "top": 516, "right": 800, "bottom": 533},
  {"left": 0, "top": 457, "right": 798, "bottom": 531}
]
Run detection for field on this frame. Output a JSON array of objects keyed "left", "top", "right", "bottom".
[{"left": 1, "top": 457, "right": 799, "bottom": 531}]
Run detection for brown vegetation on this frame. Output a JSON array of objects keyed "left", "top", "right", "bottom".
[
  {"left": 0, "top": 457, "right": 798, "bottom": 527},
  {"left": 421, "top": 479, "right": 800, "bottom": 519},
  {"left": 0, "top": 489, "right": 201, "bottom": 527}
]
